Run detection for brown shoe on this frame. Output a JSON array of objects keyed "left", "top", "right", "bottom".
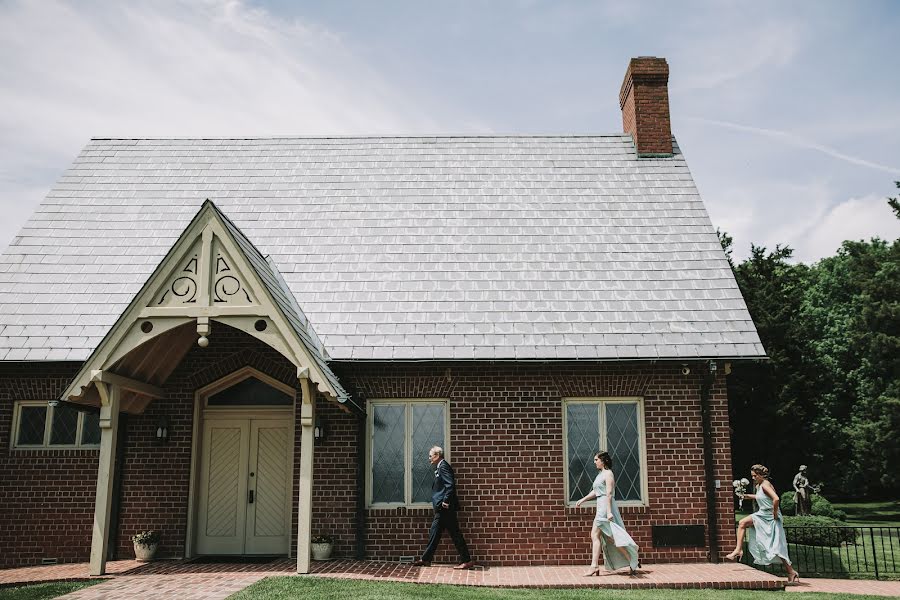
[
  {"left": 412, "top": 559, "right": 431, "bottom": 567},
  {"left": 454, "top": 561, "right": 475, "bottom": 570}
]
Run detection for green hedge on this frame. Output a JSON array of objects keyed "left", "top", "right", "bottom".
[
  {"left": 781, "top": 491, "right": 796, "bottom": 514},
  {"left": 776, "top": 491, "right": 847, "bottom": 521},
  {"left": 782, "top": 515, "right": 858, "bottom": 546},
  {"left": 811, "top": 495, "right": 847, "bottom": 521}
]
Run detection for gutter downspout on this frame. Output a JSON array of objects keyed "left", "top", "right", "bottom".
[
  {"left": 355, "top": 400, "right": 367, "bottom": 559},
  {"left": 700, "top": 361, "right": 720, "bottom": 563}
]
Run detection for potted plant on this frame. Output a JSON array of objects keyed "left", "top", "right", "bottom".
[
  {"left": 131, "top": 530, "right": 160, "bottom": 562},
  {"left": 310, "top": 534, "right": 334, "bottom": 560}
]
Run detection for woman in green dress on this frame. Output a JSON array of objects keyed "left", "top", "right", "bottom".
[
  {"left": 726, "top": 464, "right": 800, "bottom": 584},
  {"left": 575, "top": 452, "right": 640, "bottom": 576}
]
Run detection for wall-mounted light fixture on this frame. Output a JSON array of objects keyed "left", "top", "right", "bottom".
[
  {"left": 314, "top": 418, "right": 326, "bottom": 443},
  {"left": 155, "top": 416, "right": 169, "bottom": 444}
]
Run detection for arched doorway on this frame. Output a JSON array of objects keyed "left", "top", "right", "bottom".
[{"left": 190, "top": 367, "right": 296, "bottom": 556}]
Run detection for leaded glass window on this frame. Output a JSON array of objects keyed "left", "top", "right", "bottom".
[
  {"left": 369, "top": 400, "right": 447, "bottom": 507},
  {"left": 565, "top": 399, "right": 645, "bottom": 505},
  {"left": 207, "top": 376, "right": 293, "bottom": 406},
  {"left": 17, "top": 405, "right": 47, "bottom": 446},
  {"left": 13, "top": 402, "right": 101, "bottom": 449},
  {"left": 372, "top": 404, "right": 405, "bottom": 504},
  {"left": 81, "top": 412, "right": 101, "bottom": 445},
  {"left": 50, "top": 403, "right": 79, "bottom": 445}
]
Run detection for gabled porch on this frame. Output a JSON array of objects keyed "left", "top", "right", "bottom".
[{"left": 57, "top": 200, "right": 358, "bottom": 576}]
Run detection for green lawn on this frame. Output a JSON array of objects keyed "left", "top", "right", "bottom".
[
  {"left": 833, "top": 500, "right": 900, "bottom": 526},
  {"left": 0, "top": 581, "right": 100, "bottom": 600},
  {"left": 228, "top": 577, "right": 887, "bottom": 600}
]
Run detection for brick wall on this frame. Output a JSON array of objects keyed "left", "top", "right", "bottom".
[
  {"left": 0, "top": 362, "right": 94, "bottom": 568},
  {"left": 0, "top": 323, "right": 737, "bottom": 568},
  {"left": 333, "top": 361, "right": 737, "bottom": 565}
]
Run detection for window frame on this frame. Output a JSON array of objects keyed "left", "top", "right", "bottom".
[
  {"left": 562, "top": 396, "right": 648, "bottom": 508},
  {"left": 366, "top": 398, "right": 450, "bottom": 509},
  {"left": 10, "top": 400, "right": 101, "bottom": 450}
]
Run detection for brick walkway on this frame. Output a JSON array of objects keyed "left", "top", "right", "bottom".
[{"left": 1, "top": 558, "right": 899, "bottom": 598}]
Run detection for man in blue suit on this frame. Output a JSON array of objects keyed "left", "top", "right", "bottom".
[{"left": 413, "top": 446, "right": 475, "bottom": 569}]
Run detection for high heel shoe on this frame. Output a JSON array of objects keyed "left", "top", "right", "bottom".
[
  {"left": 724, "top": 551, "right": 743, "bottom": 561},
  {"left": 787, "top": 572, "right": 801, "bottom": 584},
  {"left": 583, "top": 566, "right": 600, "bottom": 577}
]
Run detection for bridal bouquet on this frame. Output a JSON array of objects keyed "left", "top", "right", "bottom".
[{"left": 732, "top": 478, "right": 750, "bottom": 509}]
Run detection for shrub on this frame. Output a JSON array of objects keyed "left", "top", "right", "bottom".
[
  {"left": 810, "top": 494, "right": 847, "bottom": 521},
  {"left": 777, "top": 492, "right": 846, "bottom": 520},
  {"left": 780, "top": 491, "right": 796, "bottom": 514},
  {"left": 131, "top": 530, "right": 160, "bottom": 547},
  {"left": 782, "top": 515, "right": 858, "bottom": 546},
  {"left": 311, "top": 534, "right": 333, "bottom": 544}
]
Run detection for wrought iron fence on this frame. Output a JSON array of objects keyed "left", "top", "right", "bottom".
[{"left": 741, "top": 526, "right": 900, "bottom": 580}]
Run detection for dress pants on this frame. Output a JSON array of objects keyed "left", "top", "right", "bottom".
[{"left": 422, "top": 508, "right": 470, "bottom": 562}]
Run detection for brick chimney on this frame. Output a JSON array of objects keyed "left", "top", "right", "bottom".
[{"left": 619, "top": 57, "right": 673, "bottom": 157}]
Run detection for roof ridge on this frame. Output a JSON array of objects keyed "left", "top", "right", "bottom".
[{"left": 88, "top": 133, "right": 637, "bottom": 141}]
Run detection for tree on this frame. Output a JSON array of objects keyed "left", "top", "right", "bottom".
[
  {"left": 721, "top": 237, "right": 815, "bottom": 491},
  {"left": 723, "top": 189, "right": 900, "bottom": 498}
]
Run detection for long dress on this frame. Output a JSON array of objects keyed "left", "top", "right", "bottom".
[
  {"left": 593, "top": 469, "right": 640, "bottom": 571},
  {"left": 748, "top": 484, "right": 792, "bottom": 566}
]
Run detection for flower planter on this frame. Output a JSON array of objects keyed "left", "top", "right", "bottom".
[
  {"left": 310, "top": 542, "right": 333, "bottom": 560},
  {"left": 133, "top": 541, "right": 158, "bottom": 562}
]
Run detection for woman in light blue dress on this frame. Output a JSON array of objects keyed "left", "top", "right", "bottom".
[
  {"left": 575, "top": 452, "right": 640, "bottom": 576},
  {"left": 726, "top": 464, "right": 800, "bottom": 584}
]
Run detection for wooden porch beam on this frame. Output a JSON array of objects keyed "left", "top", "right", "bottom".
[{"left": 91, "top": 370, "right": 165, "bottom": 400}]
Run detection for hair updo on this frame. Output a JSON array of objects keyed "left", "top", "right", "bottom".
[
  {"left": 750, "top": 464, "right": 770, "bottom": 479},
  {"left": 595, "top": 452, "right": 613, "bottom": 469}
]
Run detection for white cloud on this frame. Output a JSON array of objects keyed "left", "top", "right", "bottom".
[
  {"left": 797, "top": 194, "right": 900, "bottom": 262},
  {"left": 0, "top": 0, "right": 441, "bottom": 250},
  {"left": 704, "top": 179, "right": 835, "bottom": 260},
  {"left": 686, "top": 117, "right": 900, "bottom": 176},
  {"left": 672, "top": 20, "right": 801, "bottom": 93}
]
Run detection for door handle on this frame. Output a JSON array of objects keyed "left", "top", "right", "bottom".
[{"left": 249, "top": 490, "right": 254, "bottom": 504}]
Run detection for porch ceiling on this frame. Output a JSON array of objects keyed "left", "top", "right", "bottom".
[{"left": 70, "top": 322, "right": 196, "bottom": 414}]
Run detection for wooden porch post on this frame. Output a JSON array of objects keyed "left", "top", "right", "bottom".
[
  {"left": 297, "top": 371, "right": 315, "bottom": 574},
  {"left": 89, "top": 380, "right": 121, "bottom": 576}
]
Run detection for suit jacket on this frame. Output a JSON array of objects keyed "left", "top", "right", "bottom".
[{"left": 432, "top": 459, "right": 460, "bottom": 511}]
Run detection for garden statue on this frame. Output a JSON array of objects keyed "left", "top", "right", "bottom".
[{"left": 792, "top": 465, "right": 811, "bottom": 516}]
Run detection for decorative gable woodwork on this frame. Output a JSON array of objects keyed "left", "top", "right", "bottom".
[{"left": 61, "top": 200, "right": 347, "bottom": 413}]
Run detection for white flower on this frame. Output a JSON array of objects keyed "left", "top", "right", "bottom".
[{"left": 740, "top": 478, "right": 749, "bottom": 486}]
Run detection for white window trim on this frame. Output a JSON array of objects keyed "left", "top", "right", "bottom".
[
  {"left": 10, "top": 400, "right": 100, "bottom": 450},
  {"left": 366, "top": 398, "right": 450, "bottom": 509},
  {"left": 562, "top": 396, "right": 648, "bottom": 508}
]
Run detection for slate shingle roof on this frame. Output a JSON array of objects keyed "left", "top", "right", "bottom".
[
  {"left": 0, "top": 135, "right": 766, "bottom": 362},
  {"left": 215, "top": 202, "right": 351, "bottom": 403}
]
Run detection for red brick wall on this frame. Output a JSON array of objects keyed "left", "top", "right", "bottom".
[
  {"left": 332, "top": 362, "right": 736, "bottom": 565},
  {"left": 0, "top": 362, "right": 95, "bottom": 568},
  {"left": 0, "top": 324, "right": 736, "bottom": 568},
  {"left": 619, "top": 56, "right": 673, "bottom": 157}
]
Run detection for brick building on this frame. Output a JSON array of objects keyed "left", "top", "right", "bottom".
[{"left": 0, "top": 57, "right": 764, "bottom": 574}]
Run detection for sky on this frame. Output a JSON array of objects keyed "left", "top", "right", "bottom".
[{"left": 1, "top": 0, "right": 899, "bottom": 262}]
